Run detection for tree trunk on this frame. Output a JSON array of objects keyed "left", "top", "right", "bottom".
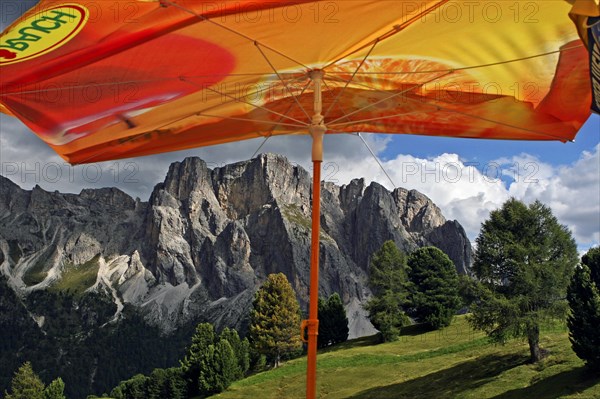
[
  {"left": 527, "top": 324, "right": 542, "bottom": 363},
  {"left": 274, "top": 353, "right": 280, "bottom": 368}
]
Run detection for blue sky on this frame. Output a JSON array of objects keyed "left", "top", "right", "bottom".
[
  {"left": 1, "top": 0, "right": 598, "bottom": 251},
  {"left": 380, "top": 116, "right": 599, "bottom": 166}
]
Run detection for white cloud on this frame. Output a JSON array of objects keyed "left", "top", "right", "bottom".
[
  {"left": 504, "top": 145, "right": 600, "bottom": 246},
  {"left": 322, "top": 145, "right": 599, "bottom": 250},
  {"left": 1, "top": 114, "right": 598, "bottom": 250}
]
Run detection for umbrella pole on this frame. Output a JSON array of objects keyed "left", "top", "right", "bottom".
[
  {"left": 306, "top": 155, "right": 321, "bottom": 399},
  {"left": 306, "top": 69, "right": 326, "bottom": 399}
]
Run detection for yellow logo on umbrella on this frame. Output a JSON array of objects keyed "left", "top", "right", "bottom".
[{"left": 0, "top": 4, "right": 88, "bottom": 65}]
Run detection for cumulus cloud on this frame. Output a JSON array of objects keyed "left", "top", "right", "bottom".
[
  {"left": 503, "top": 145, "right": 600, "bottom": 246},
  {"left": 1, "top": 112, "right": 598, "bottom": 250},
  {"left": 311, "top": 143, "right": 599, "bottom": 249},
  {"left": 0, "top": 115, "right": 388, "bottom": 198}
]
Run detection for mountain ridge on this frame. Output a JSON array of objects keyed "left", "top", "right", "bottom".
[
  {"left": 0, "top": 153, "right": 472, "bottom": 398},
  {"left": 0, "top": 153, "right": 471, "bottom": 337}
]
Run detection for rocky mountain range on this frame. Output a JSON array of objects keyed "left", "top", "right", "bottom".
[
  {"left": 0, "top": 153, "right": 471, "bottom": 335},
  {"left": 0, "top": 153, "right": 472, "bottom": 397}
]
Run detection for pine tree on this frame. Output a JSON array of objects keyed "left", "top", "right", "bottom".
[
  {"left": 469, "top": 199, "right": 578, "bottom": 363},
  {"left": 407, "top": 246, "right": 462, "bottom": 329},
  {"left": 582, "top": 247, "right": 600, "bottom": 287},
  {"left": 365, "top": 241, "right": 410, "bottom": 342},
  {"left": 164, "top": 368, "right": 187, "bottom": 399},
  {"left": 43, "top": 378, "right": 66, "bottom": 399},
  {"left": 198, "top": 339, "right": 237, "bottom": 396},
  {"left": 4, "top": 362, "right": 45, "bottom": 399},
  {"left": 567, "top": 247, "right": 600, "bottom": 371},
  {"left": 119, "top": 374, "right": 148, "bottom": 399},
  {"left": 318, "top": 293, "right": 349, "bottom": 347},
  {"left": 147, "top": 369, "right": 169, "bottom": 399},
  {"left": 220, "top": 327, "right": 250, "bottom": 379},
  {"left": 249, "top": 273, "right": 302, "bottom": 367},
  {"left": 180, "top": 323, "right": 216, "bottom": 395}
]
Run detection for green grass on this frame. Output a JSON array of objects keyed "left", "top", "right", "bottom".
[
  {"left": 49, "top": 255, "right": 100, "bottom": 295},
  {"left": 22, "top": 258, "right": 49, "bottom": 286},
  {"left": 22, "top": 246, "right": 56, "bottom": 286},
  {"left": 213, "top": 316, "right": 600, "bottom": 399},
  {"left": 282, "top": 204, "right": 313, "bottom": 230},
  {"left": 281, "top": 204, "right": 334, "bottom": 242}
]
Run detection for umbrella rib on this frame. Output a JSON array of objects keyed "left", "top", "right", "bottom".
[
  {"left": 161, "top": 0, "right": 310, "bottom": 69},
  {"left": 323, "top": 39, "right": 380, "bottom": 119},
  {"left": 254, "top": 43, "right": 312, "bottom": 122},
  {"left": 420, "top": 103, "right": 570, "bottom": 140},
  {"left": 244, "top": 79, "right": 311, "bottom": 160},
  {"left": 195, "top": 113, "right": 306, "bottom": 128},
  {"left": 379, "top": 86, "right": 574, "bottom": 141},
  {"left": 0, "top": 73, "right": 290, "bottom": 96},
  {"left": 265, "top": 80, "right": 314, "bottom": 135},
  {"left": 329, "top": 109, "right": 439, "bottom": 128},
  {"left": 180, "top": 77, "right": 309, "bottom": 126},
  {"left": 322, "top": 0, "right": 450, "bottom": 69},
  {"left": 356, "top": 133, "right": 397, "bottom": 188},
  {"left": 321, "top": 78, "right": 354, "bottom": 124},
  {"left": 4, "top": 44, "right": 578, "bottom": 97},
  {"left": 326, "top": 71, "right": 453, "bottom": 125},
  {"left": 251, "top": 136, "right": 271, "bottom": 159},
  {"left": 327, "top": 74, "right": 569, "bottom": 140},
  {"left": 323, "top": 44, "right": 584, "bottom": 76},
  {"left": 210, "top": 75, "right": 307, "bottom": 100}
]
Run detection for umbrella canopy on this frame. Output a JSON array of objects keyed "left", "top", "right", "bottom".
[
  {"left": 0, "top": 1, "right": 594, "bottom": 398},
  {"left": 0, "top": 0, "right": 592, "bottom": 164}
]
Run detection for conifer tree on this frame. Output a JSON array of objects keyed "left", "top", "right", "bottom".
[
  {"left": 4, "top": 362, "right": 45, "bottom": 399},
  {"left": 220, "top": 327, "right": 250, "bottom": 378},
  {"left": 43, "top": 378, "right": 66, "bottom": 399},
  {"left": 567, "top": 247, "right": 600, "bottom": 371},
  {"left": 318, "top": 293, "right": 349, "bottom": 347},
  {"left": 249, "top": 273, "right": 302, "bottom": 367},
  {"left": 469, "top": 199, "right": 578, "bottom": 363},
  {"left": 198, "top": 339, "right": 238, "bottom": 396},
  {"left": 407, "top": 246, "right": 462, "bottom": 329},
  {"left": 180, "top": 323, "right": 216, "bottom": 395},
  {"left": 365, "top": 241, "right": 410, "bottom": 342}
]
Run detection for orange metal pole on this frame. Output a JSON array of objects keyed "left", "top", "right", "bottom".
[{"left": 306, "top": 159, "right": 321, "bottom": 399}]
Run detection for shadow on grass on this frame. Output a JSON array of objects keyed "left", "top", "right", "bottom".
[
  {"left": 490, "top": 366, "right": 600, "bottom": 399},
  {"left": 318, "top": 334, "right": 381, "bottom": 353},
  {"left": 398, "top": 323, "right": 433, "bottom": 336},
  {"left": 348, "top": 353, "right": 528, "bottom": 399}
]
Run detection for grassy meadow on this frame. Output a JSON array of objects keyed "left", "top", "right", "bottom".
[{"left": 212, "top": 316, "right": 600, "bottom": 399}]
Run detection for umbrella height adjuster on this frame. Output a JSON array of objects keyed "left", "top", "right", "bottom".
[{"left": 301, "top": 319, "right": 319, "bottom": 343}]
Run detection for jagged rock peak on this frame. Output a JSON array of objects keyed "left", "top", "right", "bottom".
[
  {"left": 161, "top": 157, "right": 212, "bottom": 200},
  {"left": 79, "top": 187, "right": 136, "bottom": 209},
  {"left": 0, "top": 153, "right": 472, "bottom": 341}
]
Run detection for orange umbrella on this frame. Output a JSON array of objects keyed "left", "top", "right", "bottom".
[{"left": 0, "top": 1, "right": 594, "bottom": 398}]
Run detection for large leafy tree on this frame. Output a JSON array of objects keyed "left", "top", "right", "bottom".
[
  {"left": 469, "top": 199, "right": 578, "bottom": 363},
  {"left": 407, "top": 246, "right": 462, "bottom": 329},
  {"left": 567, "top": 247, "right": 600, "bottom": 371},
  {"left": 249, "top": 273, "right": 302, "bottom": 367},
  {"left": 318, "top": 293, "right": 349, "bottom": 348},
  {"left": 365, "top": 240, "right": 410, "bottom": 342},
  {"left": 4, "top": 362, "right": 45, "bottom": 399}
]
